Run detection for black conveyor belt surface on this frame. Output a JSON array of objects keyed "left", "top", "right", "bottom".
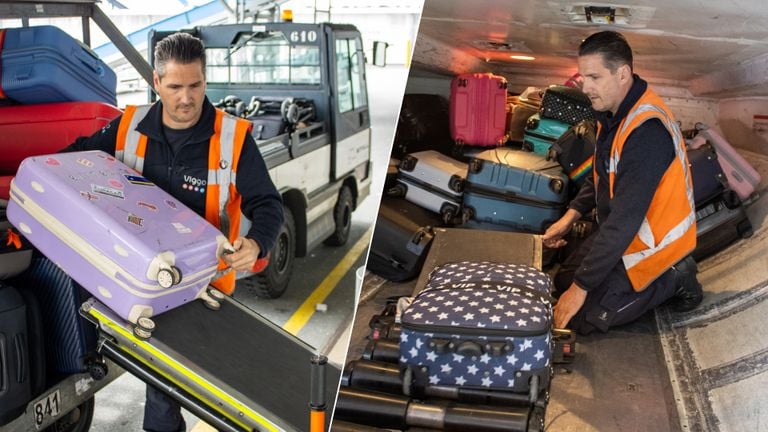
[{"left": 151, "top": 299, "right": 341, "bottom": 431}]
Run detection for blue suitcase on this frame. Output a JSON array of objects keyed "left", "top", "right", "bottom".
[
  {"left": 463, "top": 148, "right": 568, "bottom": 233},
  {"left": 400, "top": 261, "right": 552, "bottom": 396},
  {"left": 523, "top": 113, "right": 570, "bottom": 156},
  {"left": 0, "top": 26, "right": 116, "bottom": 105}
]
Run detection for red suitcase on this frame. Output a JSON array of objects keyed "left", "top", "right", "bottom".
[
  {"left": 449, "top": 73, "right": 508, "bottom": 147},
  {"left": 0, "top": 102, "right": 121, "bottom": 175}
]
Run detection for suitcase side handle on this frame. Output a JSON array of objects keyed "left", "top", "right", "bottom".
[{"left": 73, "top": 47, "right": 105, "bottom": 77}]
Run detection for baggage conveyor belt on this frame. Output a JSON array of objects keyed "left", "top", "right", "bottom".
[{"left": 81, "top": 296, "right": 341, "bottom": 432}]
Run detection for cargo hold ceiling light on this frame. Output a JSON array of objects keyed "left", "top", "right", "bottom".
[{"left": 510, "top": 55, "right": 535, "bottom": 60}]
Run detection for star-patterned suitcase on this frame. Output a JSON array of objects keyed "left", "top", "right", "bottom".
[{"left": 399, "top": 261, "right": 552, "bottom": 397}]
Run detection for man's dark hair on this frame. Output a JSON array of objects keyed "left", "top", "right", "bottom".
[
  {"left": 154, "top": 32, "right": 205, "bottom": 77},
  {"left": 578, "top": 31, "right": 633, "bottom": 72}
]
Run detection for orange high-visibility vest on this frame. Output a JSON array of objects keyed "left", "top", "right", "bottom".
[
  {"left": 116, "top": 104, "right": 253, "bottom": 294},
  {"left": 594, "top": 88, "right": 696, "bottom": 291}
]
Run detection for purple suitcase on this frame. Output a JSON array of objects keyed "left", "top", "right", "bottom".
[
  {"left": 449, "top": 73, "right": 508, "bottom": 147},
  {"left": 689, "top": 123, "right": 761, "bottom": 201},
  {"left": 7, "top": 151, "right": 229, "bottom": 326}
]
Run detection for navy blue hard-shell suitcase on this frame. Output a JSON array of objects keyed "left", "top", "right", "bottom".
[
  {"left": 400, "top": 261, "right": 552, "bottom": 397},
  {"left": 688, "top": 144, "right": 728, "bottom": 208},
  {"left": 463, "top": 148, "right": 568, "bottom": 233},
  {"left": 0, "top": 26, "right": 117, "bottom": 105},
  {"left": 15, "top": 253, "right": 97, "bottom": 378}
]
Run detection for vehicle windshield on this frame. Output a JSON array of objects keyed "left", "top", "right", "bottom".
[{"left": 206, "top": 31, "right": 321, "bottom": 85}]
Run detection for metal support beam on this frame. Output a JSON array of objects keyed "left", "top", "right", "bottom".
[
  {"left": 81, "top": 15, "right": 90, "bottom": 46},
  {"left": 0, "top": 2, "right": 91, "bottom": 19},
  {"left": 90, "top": 3, "right": 155, "bottom": 89}
]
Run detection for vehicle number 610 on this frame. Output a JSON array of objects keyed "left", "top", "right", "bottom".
[{"left": 289, "top": 30, "right": 317, "bottom": 43}]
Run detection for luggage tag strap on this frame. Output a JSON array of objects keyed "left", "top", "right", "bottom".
[{"left": 419, "top": 280, "right": 555, "bottom": 304}]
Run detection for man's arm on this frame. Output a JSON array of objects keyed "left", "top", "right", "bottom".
[
  {"left": 233, "top": 133, "right": 284, "bottom": 259},
  {"left": 60, "top": 116, "right": 122, "bottom": 154},
  {"left": 572, "top": 118, "right": 675, "bottom": 291}
]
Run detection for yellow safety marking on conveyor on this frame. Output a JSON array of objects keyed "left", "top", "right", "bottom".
[
  {"left": 87, "top": 308, "right": 280, "bottom": 432},
  {"left": 282, "top": 227, "right": 372, "bottom": 335}
]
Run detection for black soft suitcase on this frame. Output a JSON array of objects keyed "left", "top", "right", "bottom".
[
  {"left": 548, "top": 119, "right": 596, "bottom": 192},
  {"left": 14, "top": 254, "right": 97, "bottom": 378},
  {"left": 367, "top": 197, "right": 442, "bottom": 282},
  {"left": 540, "top": 85, "right": 595, "bottom": 125},
  {"left": 688, "top": 144, "right": 728, "bottom": 207},
  {"left": 694, "top": 198, "right": 752, "bottom": 261},
  {"left": 393, "top": 94, "right": 454, "bottom": 159},
  {"left": 0, "top": 283, "right": 32, "bottom": 425}
]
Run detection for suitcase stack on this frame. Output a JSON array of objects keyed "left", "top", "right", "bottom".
[
  {"left": 7, "top": 151, "right": 230, "bottom": 335},
  {"left": 393, "top": 150, "right": 469, "bottom": 224},
  {"left": 450, "top": 73, "right": 508, "bottom": 147},
  {"left": 463, "top": 148, "right": 568, "bottom": 233},
  {"left": 685, "top": 128, "right": 756, "bottom": 261},
  {"left": 0, "top": 26, "right": 117, "bottom": 105}
]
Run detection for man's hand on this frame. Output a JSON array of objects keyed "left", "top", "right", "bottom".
[
  {"left": 553, "top": 283, "right": 587, "bottom": 329},
  {"left": 542, "top": 208, "right": 581, "bottom": 249},
  {"left": 222, "top": 237, "right": 261, "bottom": 271}
]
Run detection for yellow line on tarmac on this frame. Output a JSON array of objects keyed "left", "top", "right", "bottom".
[{"left": 282, "top": 228, "right": 372, "bottom": 335}]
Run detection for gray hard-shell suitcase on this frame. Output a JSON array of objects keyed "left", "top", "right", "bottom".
[
  {"left": 463, "top": 148, "right": 568, "bottom": 233},
  {"left": 392, "top": 150, "right": 469, "bottom": 224}
]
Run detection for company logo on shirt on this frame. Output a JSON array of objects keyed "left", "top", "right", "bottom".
[{"left": 182, "top": 175, "right": 206, "bottom": 194}]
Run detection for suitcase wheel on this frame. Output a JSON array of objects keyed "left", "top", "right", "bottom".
[
  {"left": 549, "top": 178, "right": 564, "bottom": 194},
  {"left": 208, "top": 288, "right": 226, "bottom": 301},
  {"left": 203, "top": 296, "right": 222, "bottom": 311},
  {"left": 469, "top": 158, "right": 483, "bottom": 174},
  {"left": 440, "top": 204, "right": 459, "bottom": 225},
  {"left": 461, "top": 207, "right": 473, "bottom": 224},
  {"left": 157, "top": 268, "right": 175, "bottom": 288},
  {"left": 387, "top": 182, "right": 407, "bottom": 197},
  {"left": 737, "top": 219, "right": 754, "bottom": 239},
  {"left": 526, "top": 115, "right": 540, "bottom": 130},
  {"left": 170, "top": 266, "right": 182, "bottom": 285},
  {"left": 498, "top": 80, "right": 508, "bottom": 90},
  {"left": 448, "top": 175, "right": 465, "bottom": 193},
  {"left": 88, "top": 360, "right": 109, "bottom": 381},
  {"left": 723, "top": 189, "right": 741, "bottom": 209},
  {"left": 400, "top": 155, "right": 417, "bottom": 172},
  {"left": 136, "top": 316, "right": 156, "bottom": 332},
  {"left": 133, "top": 326, "right": 152, "bottom": 340}
]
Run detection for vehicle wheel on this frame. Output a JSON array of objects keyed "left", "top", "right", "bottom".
[
  {"left": 324, "top": 186, "right": 353, "bottom": 246},
  {"left": 46, "top": 396, "right": 94, "bottom": 432},
  {"left": 252, "top": 206, "right": 295, "bottom": 299}
]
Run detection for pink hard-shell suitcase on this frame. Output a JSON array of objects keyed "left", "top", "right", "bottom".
[
  {"left": 688, "top": 123, "right": 761, "bottom": 201},
  {"left": 7, "top": 151, "right": 230, "bottom": 330},
  {"left": 449, "top": 73, "right": 508, "bottom": 146}
]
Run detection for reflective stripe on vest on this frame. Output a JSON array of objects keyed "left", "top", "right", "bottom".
[
  {"left": 594, "top": 90, "right": 696, "bottom": 291},
  {"left": 115, "top": 105, "right": 151, "bottom": 173},
  {"left": 116, "top": 105, "right": 251, "bottom": 294}
]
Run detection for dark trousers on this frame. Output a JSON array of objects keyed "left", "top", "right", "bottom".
[
  {"left": 554, "top": 230, "right": 676, "bottom": 334},
  {"left": 143, "top": 385, "right": 185, "bottom": 432}
]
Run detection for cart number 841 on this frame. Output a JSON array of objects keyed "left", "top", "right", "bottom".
[{"left": 34, "top": 389, "right": 61, "bottom": 429}]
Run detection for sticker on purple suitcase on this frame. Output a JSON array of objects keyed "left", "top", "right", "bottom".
[
  {"left": 127, "top": 213, "right": 144, "bottom": 227},
  {"left": 45, "top": 157, "right": 61, "bottom": 166},
  {"left": 137, "top": 201, "right": 158, "bottom": 212},
  {"left": 76, "top": 158, "right": 95, "bottom": 168},
  {"left": 79, "top": 191, "right": 100, "bottom": 201},
  {"left": 109, "top": 179, "right": 124, "bottom": 189},
  {"left": 124, "top": 174, "right": 154, "bottom": 186},
  {"left": 91, "top": 184, "right": 125, "bottom": 200},
  {"left": 165, "top": 199, "right": 178, "bottom": 210}
]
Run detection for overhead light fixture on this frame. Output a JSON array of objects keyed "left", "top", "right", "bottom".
[{"left": 510, "top": 55, "right": 535, "bottom": 61}]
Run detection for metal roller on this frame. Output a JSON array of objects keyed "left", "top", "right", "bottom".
[{"left": 362, "top": 338, "right": 401, "bottom": 363}]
